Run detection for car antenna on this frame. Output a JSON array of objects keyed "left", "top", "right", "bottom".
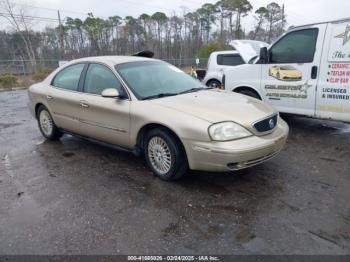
[{"left": 132, "top": 50, "right": 154, "bottom": 58}]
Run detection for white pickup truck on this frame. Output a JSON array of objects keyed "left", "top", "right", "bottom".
[
  {"left": 203, "top": 40, "right": 268, "bottom": 89},
  {"left": 224, "top": 18, "right": 350, "bottom": 123}
]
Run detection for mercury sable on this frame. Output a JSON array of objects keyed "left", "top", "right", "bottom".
[{"left": 28, "top": 56, "right": 289, "bottom": 180}]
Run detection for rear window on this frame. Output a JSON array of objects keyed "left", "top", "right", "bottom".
[
  {"left": 52, "top": 64, "right": 85, "bottom": 91},
  {"left": 217, "top": 54, "right": 245, "bottom": 66}
]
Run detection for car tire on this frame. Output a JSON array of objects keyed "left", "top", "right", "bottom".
[
  {"left": 206, "top": 79, "right": 221, "bottom": 89},
  {"left": 144, "top": 128, "right": 188, "bottom": 181},
  {"left": 37, "top": 105, "right": 62, "bottom": 140},
  {"left": 237, "top": 89, "right": 261, "bottom": 100}
]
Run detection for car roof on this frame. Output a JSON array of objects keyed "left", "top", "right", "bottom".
[
  {"left": 211, "top": 50, "right": 239, "bottom": 56},
  {"left": 72, "top": 55, "right": 158, "bottom": 65}
]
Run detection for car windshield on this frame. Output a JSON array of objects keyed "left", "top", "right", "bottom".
[
  {"left": 116, "top": 61, "right": 208, "bottom": 100},
  {"left": 248, "top": 55, "right": 258, "bottom": 64},
  {"left": 280, "top": 66, "right": 295, "bottom": 70}
]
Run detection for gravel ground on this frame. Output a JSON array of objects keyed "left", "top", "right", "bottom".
[{"left": 0, "top": 90, "right": 349, "bottom": 255}]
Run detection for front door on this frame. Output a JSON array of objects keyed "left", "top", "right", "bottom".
[
  {"left": 260, "top": 25, "right": 327, "bottom": 116},
  {"left": 78, "top": 63, "right": 131, "bottom": 148}
]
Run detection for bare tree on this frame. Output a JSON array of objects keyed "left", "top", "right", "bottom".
[
  {"left": 0, "top": 0, "right": 36, "bottom": 69},
  {"left": 0, "top": 0, "right": 289, "bottom": 70}
]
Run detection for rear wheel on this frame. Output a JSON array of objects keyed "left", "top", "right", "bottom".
[
  {"left": 206, "top": 79, "right": 221, "bottom": 89},
  {"left": 144, "top": 128, "right": 188, "bottom": 181},
  {"left": 37, "top": 105, "right": 62, "bottom": 140}
]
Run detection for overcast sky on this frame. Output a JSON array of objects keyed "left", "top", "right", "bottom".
[{"left": 2, "top": 0, "right": 350, "bottom": 31}]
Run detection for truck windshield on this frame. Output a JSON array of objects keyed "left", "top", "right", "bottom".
[{"left": 115, "top": 61, "right": 207, "bottom": 100}]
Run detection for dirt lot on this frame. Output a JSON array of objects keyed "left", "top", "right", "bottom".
[{"left": 0, "top": 90, "right": 349, "bottom": 255}]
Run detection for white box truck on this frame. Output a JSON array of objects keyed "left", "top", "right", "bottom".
[{"left": 224, "top": 18, "right": 350, "bottom": 123}]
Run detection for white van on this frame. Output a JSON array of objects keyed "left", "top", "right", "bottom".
[{"left": 224, "top": 18, "right": 350, "bottom": 123}]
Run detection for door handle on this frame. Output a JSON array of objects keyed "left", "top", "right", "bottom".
[
  {"left": 46, "top": 95, "right": 53, "bottom": 100},
  {"left": 311, "top": 66, "right": 318, "bottom": 79},
  {"left": 80, "top": 102, "right": 89, "bottom": 108}
]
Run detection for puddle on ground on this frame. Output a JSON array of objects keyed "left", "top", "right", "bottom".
[
  {"left": 235, "top": 228, "right": 256, "bottom": 244},
  {"left": 62, "top": 152, "right": 75, "bottom": 158},
  {"left": 6, "top": 194, "right": 47, "bottom": 227}
]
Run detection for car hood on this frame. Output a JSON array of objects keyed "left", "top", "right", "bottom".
[
  {"left": 150, "top": 90, "right": 276, "bottom": 129},
  {"left": 230, "top": 40, "right": 269, "bottom": 63}
]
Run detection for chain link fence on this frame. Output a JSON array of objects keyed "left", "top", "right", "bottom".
[
  {"left": 162, "top": 58, "right": 208, "bottom": 69},
  {"left": 0, "top": 60, "right": 60, "bottom": 75},
  {"left": 0, "top": 58, "right": 208, "bottom": 76}
]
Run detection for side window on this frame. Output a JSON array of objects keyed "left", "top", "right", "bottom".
[
  {"left": 217, "top": 55, "right": 245, "bottom": 66},
  {"left": 84, "top": 64, "right": 124, "bottom": 96},
  {"left": 52, "top": 64, "right": 85, "bottom": 91},
  {"left": 270, "top": 29, "right": 318, "bottom": 63}
]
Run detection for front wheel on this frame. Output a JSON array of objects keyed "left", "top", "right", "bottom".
[
  {"left": 144, "top": 128, "right": 188, "bottom": 181},
  {"left": 37, "top": 105, "right": 62, "bottom": 140}
]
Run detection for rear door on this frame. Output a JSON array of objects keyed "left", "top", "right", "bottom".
[
  {"left": 260, "top": 25, "right": 327, "bottom": 116},
  {"left": 48, "top": 63, "right": 86, "bottom": 133},
  {"left": 78, "top": 63, "right": 131, "bottom": 147},
  {"left": 316, "top": 21, "right": 350, "bottom": 122}
]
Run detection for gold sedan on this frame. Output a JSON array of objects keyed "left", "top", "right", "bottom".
[{"left": 28, "top": 56, "right": 289, "bottom": 180}]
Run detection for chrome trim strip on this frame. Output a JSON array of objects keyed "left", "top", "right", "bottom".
[
  {"left": 80, "top": 119, "right": 127, "bottom": 133},
  {"left": 53, "top": 112, "right": 79, "bottom": 121}
]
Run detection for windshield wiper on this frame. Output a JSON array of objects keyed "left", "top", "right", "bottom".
[
  {"left": 143, "top": 87, "right": 213, "bottom": 100},
  {"left": 178, "top": 87, "right": 211, "bottom": 95},
  {"left": 142, "top": 93, "right": 178, "bottom": 100}
]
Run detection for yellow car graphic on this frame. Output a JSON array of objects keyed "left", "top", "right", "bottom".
[{"left": 269, "top": 65, "right": 302, "bottom": 81}]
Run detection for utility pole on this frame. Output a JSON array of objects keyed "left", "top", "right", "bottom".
[
  {"left": 281, "top": 4, "right": 285, "bottom": 34},
  {"left": 57, "top": 10, "right": 64, "bottom": 58}
]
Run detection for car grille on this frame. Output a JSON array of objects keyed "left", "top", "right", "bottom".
[{"left": 254, "top": 114, "right": 278, "bottom": 133}]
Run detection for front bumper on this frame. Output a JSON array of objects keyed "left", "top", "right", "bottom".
[{"left": 182, "top": 119, "right": 289, "bottom": 172}]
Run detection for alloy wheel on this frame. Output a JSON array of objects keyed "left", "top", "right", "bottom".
[
  {"left": 147, "top": 136, "right": 172, "bottom": 175},
  {"left": 39, "top": 110, "right": 53, "bottom": 137}
]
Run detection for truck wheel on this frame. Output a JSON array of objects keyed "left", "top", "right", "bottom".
[
  {"left": 237, "top": 89, "right": 261, "bottom": 100},
  {"left": 144, "top": 128, "right": 188, "bottom": 181},
  {"left": 37, "top": 105, "right": 62, "bottom": 140},
  {"left": 206, "top": 79, "right": 221, "bottom": 89}
]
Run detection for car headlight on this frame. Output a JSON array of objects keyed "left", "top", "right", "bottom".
[{"left": 208, "top": 122, "right": 252, "bottom": 141}]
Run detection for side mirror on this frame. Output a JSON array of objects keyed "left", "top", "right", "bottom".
[
  {"left": 102, "top": 88, "right": 120, "bottom": 98},
  {"left": 260, "top": 47, "right": 269, "bottom": 63}
]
